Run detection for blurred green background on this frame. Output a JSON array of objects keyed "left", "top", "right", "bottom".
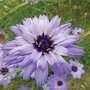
[{"left": 0, "top": 0, "right": 90, "bottom": 90}]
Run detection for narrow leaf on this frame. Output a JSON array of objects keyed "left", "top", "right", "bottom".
[
  {"left": 0, "top": 68, "right": 25, "bottom": 81},
  {"left": 0, "top": 0, "right": 34, "bottom": 21},
  {"left": 77, "top": 30, "right": 90, "bottom": 41}
]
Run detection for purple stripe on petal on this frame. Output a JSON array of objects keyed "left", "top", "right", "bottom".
[
  {"left": 30, "top": 50, "right": 42, "bottom": 62},
  {"left": 22, "top": 33, "right": 35, "bottom": 43},
  {"left": 54, "top": 45, "right": 68, "bottom": 56},
  {"left": 19, "top": 55, "right": 32, "bottom": 68},
  {"left": 66, "top": 45, "right": 84, "bottom": 57},
  {"left": 60, "top": 23, "right": 72, "bottom": 29},
  {"left": 10, "top": 26, "right": 22, "bottom": 36},
  {"left": 45, "top": 51, "right": 58, "bottom": 65},
  {"left": 37, "top": 55, "right": 47, "bottom": 69},
  {"left": 33, "top": 66, "right": 48, "bottom": 86},
  {"left": 50, "top": 55, "right": 71, "bottom": 75},
  {"left": 23, "top": 63, "right": 36, "bottom": 81}
]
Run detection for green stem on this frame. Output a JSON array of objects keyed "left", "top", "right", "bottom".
[
  {"left": 0, "top": 0, "right": 33, "bottom": 21},
  {"left": 0, "top": 68, "right": 25, "bottom": 81},
  {"left": 77, "top": 30, "right": 90, "bottom": 41}
]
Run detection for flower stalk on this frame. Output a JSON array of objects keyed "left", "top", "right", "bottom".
[
  {"left": 77, "top": 30, "right": 90, "bottom": 41},
  {"left": 0, "top": 68, "right": 25, "bottom": 81},
  {"left": 0, "top": 0, "right": 34, "bottom": 21}
]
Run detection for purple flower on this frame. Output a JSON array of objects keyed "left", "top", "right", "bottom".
[
  {"left": 34, "top": 0, "right": 38, "bottom": 4},
  {"left": 3, "top": 15, "right": 84, "bottom": 86},
  {"left": 0, "top": 65, "right": 17, "bottom": 87},
  {"left": 69, "top": 60, "right": 85, "bottom": 79},
  {"left": 19, "top": 69, "right": 25, "bottom": 77},
  {"left": 0, "top": 44, "right": 17, "bottom": 87},
  {"left": 18, "top": 85, "right": 33, "bottom": 90},
  {"left": 50, "top": 60, "right": 71, "bottom": 76},
  {"left": 47, "top": 74, "right": 70, "bottom": 90},
  {"left": 25, "top": 0, "right": 38, "bottom": 5},
  {"left": 25, "top": 0, "right": 28, "bottom": 2},
  {"left": 72, "top": 27, "right": 84, "bottom": 36},
  {"left": 30, "top": 66, "right": 48, "bottom": 86},
  {"left": 0, "top": 29, "right": 5, "bottom": 34}
]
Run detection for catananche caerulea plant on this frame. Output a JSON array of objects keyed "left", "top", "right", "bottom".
[
  {"left": 0, "top": 15, "right": 85, "bottom": 90},
  {"left": 0, "top": 30, "right": 17, "bottom": 88}
]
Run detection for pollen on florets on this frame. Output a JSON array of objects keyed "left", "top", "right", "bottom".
[
  {"left": 0, "top": 67, "right": 9, "bottom": 75},
  {"left": 33, "top": 33, "right": 55, "bottom": 55}
]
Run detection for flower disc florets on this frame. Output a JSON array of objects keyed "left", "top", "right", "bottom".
[
  {"left": 47, "top": 74, "right": 70, "bottom": 90},
  {"left": 0, "top": 62, "right": 17, "bottom": 87},
  {"left": 72, "top": 66, "right": 77, "bottom": 72},
  {"left": 0, "top": 44, "right": 17, "bottom": 87},
  {"left": 69, "top": 60, "right": 85, "bottom": 79},
  {"left": 33, "top": 33, "right": 54, "bottom": 55},
  {"left": 57, "top": 80, "right": 63, "bottom": 86},
  {"left": 0, "top": 67, "right": 8, "bottom": 75}
]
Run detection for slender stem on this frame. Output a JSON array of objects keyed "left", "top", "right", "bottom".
[
  {"left": 77, "top": 30, "right": 90, "bottom": 41},
  {"left": 0, "top": 68, "right": 25, "bottom": 81},
  {"left": 0, "top": 0, "right": 33, "bottom": 21},
  {"left": 69, "top": 0, "right": 73, "bottom": 18}
]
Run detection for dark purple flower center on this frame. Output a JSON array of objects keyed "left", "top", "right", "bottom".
[
  {"left": 33, "top": 33, "right": 54, "bottom": 55},
  {"left": 77, "top": 32, "right": 81, "bottom": 35},
  {"left": 72, "top": 66, "right": 77, "bottom": 72},
  {"left": 0, "top": 67, "right": 8, "bottom": 75},
  {"left": 57, "top": 80, "right": 63, "bottom": 86}
]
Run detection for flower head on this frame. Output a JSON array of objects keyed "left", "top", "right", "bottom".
[
  {"left": 47, "top": 74, "right": 70, "bottom": 90},
  {"left": 69, "top": 60, "right": 85, "bottom": 79},
  {"left": 18, "top": 85, "right": 33, "bottom": 90},
  {"left": 0, "top": 64, "right": 17, "bottom": 87},
  {"left": 0, "top": 29, "right": 5, "bottom": 34},
  {"left": 72, "top": 27, "right": 84, "bottom": 36},
  {"left": 25, "top": 0, "right": 38, "bottom": 5},
  {"left": 3, "top": 15, "right": 84, "bottom": 86},
  {"left": 0, "top": 44, "right": 17, "bottom": 87},
  {"left": 34, "top": 0, "right": 38, "bottom": 4}
]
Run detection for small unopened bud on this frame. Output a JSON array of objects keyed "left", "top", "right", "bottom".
[{"left": 3, "top": 5, "right": 9, "bottom": 11}]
